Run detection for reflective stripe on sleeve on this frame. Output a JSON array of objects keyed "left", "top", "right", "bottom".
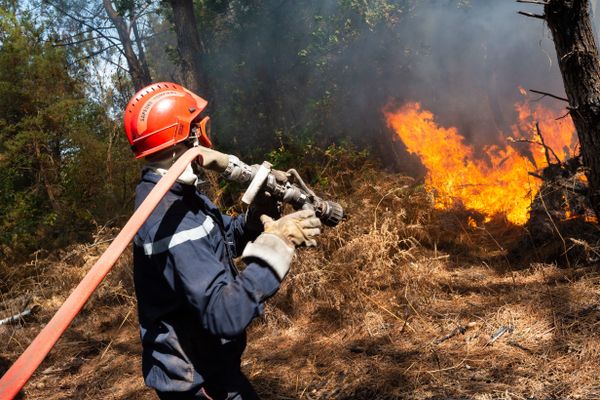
[{"left": 137, "top": 217, "right": 215, "bottom": 256}]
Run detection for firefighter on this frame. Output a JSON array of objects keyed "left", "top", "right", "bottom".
[{"left": 124, "top": 82, "right": 322, "bottom": 399}]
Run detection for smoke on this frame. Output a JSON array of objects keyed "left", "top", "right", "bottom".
[
  {"left": 148, "top": 1, "right": 597, "bottom": 163},
  {"left": 386, "top": 0, "right": 566, "bottom": 148}
]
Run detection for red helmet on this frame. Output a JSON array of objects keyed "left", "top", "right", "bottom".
[{"left": 124, "top": 82, "right": 213, "bottom": 158}]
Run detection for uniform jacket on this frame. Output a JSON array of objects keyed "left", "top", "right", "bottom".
[{"left": 133, "top": 168, "right": 281, "bottom": 392}]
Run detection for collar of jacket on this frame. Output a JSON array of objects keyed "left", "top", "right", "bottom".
[{"left": 141, "top": 167, "right": 197, "bottom": 196}]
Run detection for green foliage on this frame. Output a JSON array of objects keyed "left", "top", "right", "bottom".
[
  {"left": 266, "top": 134, "right": 370, "bottom": 187},
  {"left": 0, "top": 0, "right": 473, "bottom": 263},
  {"left": 213, "top": 134, "right": 370, "bottom": 217},
  {"left": 145, "top": 0, "right": 408, "bottom": 160},
  {"left": 0, "top": 8, "right": 138, "bottom": 261}
]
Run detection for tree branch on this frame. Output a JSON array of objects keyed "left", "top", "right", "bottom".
[
  {"left": 137, "top": 29, "right": 169, "bottom": 43},
  {"left": 128, "top": 2, "right": 153, "bottom": 35},
  {"left": 528, "top": 171, "right": 545, "bottom": 180},
  {"left": 67, "top": 43, "right": 124, "bottom": 67},
  {"left": 529, "top": 89, "right": 569, "bottom": 102},
  {"left": 517, "top": 11, "right": 546, "bottom": 19},
  {"left": 99, "top": 55, "right": 130, "bottom": 73},
  {"left": 516, "top": 0, "right": 549, "bottom": 5},
  {"left": 535, "top": 122, "right": 562, "bottom": 165},
  {"left": 508, "top": 134, "right": 561, "bottom": 165},
  {"left": 43, "top": 0, "right": 127, "bottom": 58},
  {"left": 555, "top": 109, "right": 572, "bottom": 120},
  {"left": 53, "top": 34, "right": 121, "bottom": 47}
]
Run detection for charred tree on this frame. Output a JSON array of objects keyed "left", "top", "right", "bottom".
[
  {"left": 524, "top": 0, "right": 600, "bottom": 218},
  {"left": 511, "top": 155, "right": 600, "bottom": 266},
  {"left": 168, "top": 0, "right": 210, "bottom": 98}
]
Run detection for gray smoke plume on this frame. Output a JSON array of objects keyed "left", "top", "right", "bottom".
[
  {"left": 385, "top": 0, "right": 571, "bottom": 147},
  {"left": 147, "top": 0, "right": 597, "bottom": 164}
]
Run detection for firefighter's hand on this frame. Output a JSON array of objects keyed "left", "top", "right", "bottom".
[
  {"left": 196, "top": 147, "right": 230, "bottom": 172},
  {"left": 261, "top": 209, "right": 322, "bottom": 248},
  {"left": 241, "top": 210, "right": 321, "bottom": 280}
]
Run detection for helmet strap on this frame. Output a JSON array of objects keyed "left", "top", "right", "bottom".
[{"left": 188, "top": 126, "right": 201, "bottom": 148}]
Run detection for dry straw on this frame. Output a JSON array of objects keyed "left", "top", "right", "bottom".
[{"left": 1, "top": 160, "right": 600, "bottom": 399}]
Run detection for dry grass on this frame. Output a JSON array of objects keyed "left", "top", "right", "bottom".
[
  {"left": 0, "top": 230, "right": 151, "bottom": 399},
  {"left": 1, "top": 166, "right": 600, "bottom": 399}
]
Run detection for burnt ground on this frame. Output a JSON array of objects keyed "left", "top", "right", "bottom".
[{"left": 2, "top": 170, "right": 600, "bottom": 399}]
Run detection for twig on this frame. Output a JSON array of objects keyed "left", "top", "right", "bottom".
[
  {"left": 569, "top": 238, "right": 600, "bottom": 259},
  {"left": 299, "top": 380, "right": 313, "bottom": 399},
  {"left": 528, "top": 171, "right": 544, "bottom": 180},
  {"left": 516, "top": 0, "right": 549, "bottom": 4},
  {"left": 0, "top": 308, "right": 33, "bottom": 325},
  {"left": 373, "top": 186, "right": 408, "bottom": 230},
  {"left": 484, "top": 325, "right": 514, "bottom": 347},
  {"left": 539, "top": 192, "right": 571, "bottom": 268},
  {"left": 85, "top": 237, "right": 115, "bottom": 249},
  {"left": 0, "top": 293, "right": 32, "bottom": 311},
  {"left": 100, "top": 308, "right": 132, "bottom": 360},
  {"left": 529, "top": 89, "right": 568, "bottom": 102},
  {"left": 517, "top": 11, "right": 546, "bottom": 19},
  {"left": 359, "top": 291, "right": 410, "bottom": 325},
  {"left": 527, "top": 172, "right": 588, "bottom": 194},
  {"left": 426, "top": 358, "right": 467, "bottom": 374},
  {"left": 507, "top": 340, "right": 535, "bottom": 354},
  {"left": 479, "top": 226, "right": 512, "bottom": 267},
  {"left": 555, "top": 109, "right": 572, "bottom": 120},
  {"left": 509, "top": 135, "right": 561, "bottom": 166},
  {"left": 404, "top": 285, "right": 426, "bottom": 324},
  {"left": 535, "top": 122, "right": 562, "bottom": 165},
  {"left": 434, "top": 322, "right": 476, "bottom": 344}
]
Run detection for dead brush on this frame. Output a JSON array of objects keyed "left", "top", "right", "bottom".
[
  {"left": 333, "top": 219, "right": 419, "bottom": 288},
  {"left": 0, "top": 225, "right": 146, "bottom": 400},
  {"left": 263, "top": 168, "right": 439, "bottom": 335},
  {"left": 4, "top": 158, "right": 600, "bottom": 399},
  {"left": 247, "top": 163, "right": 600, "bottom": 399}
]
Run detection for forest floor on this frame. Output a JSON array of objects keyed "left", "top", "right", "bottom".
[{"left": 2, "top": 167, "right": 600, "bottom": 399}]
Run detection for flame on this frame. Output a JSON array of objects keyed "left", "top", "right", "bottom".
[
  {"left": 467, "top": 216, "right": 478, "bottom": 229},
  {"left": 385, "top": 101, "right": 577, "bottom": 225},
  {"left": 514, "top": 102, "right": 577, "bottom": 166}
]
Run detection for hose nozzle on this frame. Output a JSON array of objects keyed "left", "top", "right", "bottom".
[{"left": 222, "top": 156, "right": 345, "bottom": 227}]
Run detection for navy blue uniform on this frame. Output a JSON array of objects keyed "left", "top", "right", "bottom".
[{"left": 133, "top": 169, "right": 280, "bottom": 397}]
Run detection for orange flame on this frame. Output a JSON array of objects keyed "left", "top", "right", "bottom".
[{"left": 385, "top": 101, "right": 577, "bottom": 225}]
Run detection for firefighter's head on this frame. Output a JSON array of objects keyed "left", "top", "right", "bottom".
[{"left": 124, "top": 82, "right": 212, "bottom": 159}]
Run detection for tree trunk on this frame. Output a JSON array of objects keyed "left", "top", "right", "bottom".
[
  {"left": 168, "top": 0, "right": 210, "bottom": 98},
  {"left": 131, "top": 10, "right": 152, "bottom": 85},
  {"left": 544, "top": 0, "right": 600, "bottom": 218},
  {"left": 103, "top": 0, "right": 151, "bottom": 91}
]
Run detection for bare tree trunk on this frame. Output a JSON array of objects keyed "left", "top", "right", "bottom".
[
  {"left": 103, "top": 0, "right": 151, "bottom": 91},
  {"left": 131, "top": 9, "right": 152, "bottom": 84},
  {"left": 168, "top": 0, "right": 210, "bottom": 97},
  {"left": 542, "top": 0, "right": 600, "bottom": 217}
]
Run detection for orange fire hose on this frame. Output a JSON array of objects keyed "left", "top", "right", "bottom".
[{"left": 0, "top": 147, "right": 204, "bottom": 400}]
